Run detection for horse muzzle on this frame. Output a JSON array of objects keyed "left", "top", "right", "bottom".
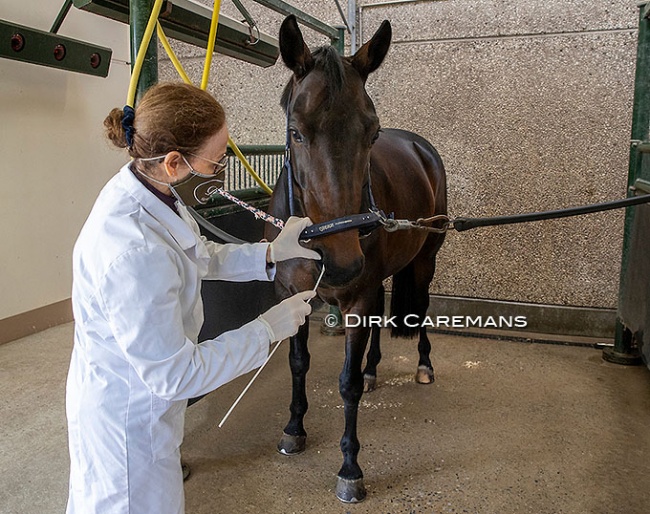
[{"left": 319, "top": 253, "right": 365, "bottom": 288}]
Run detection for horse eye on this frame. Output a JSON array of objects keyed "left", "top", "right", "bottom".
[
  {"left": 290, "top": 129, "right": 304, "bottom": 144},
  {"left": 371, "top": 129, "right": 381, "bottom": 146}
]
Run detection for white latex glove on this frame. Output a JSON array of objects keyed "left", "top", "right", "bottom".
[
  {"left": 269, "top": 216, "right": 321, "bottom": 263},
  {"left": 258, "top": 290, "right": 316, "bottom": 342}
]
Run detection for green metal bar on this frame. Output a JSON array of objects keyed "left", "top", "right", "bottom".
[
  {"left": 333, "top": 25, "right": 346, "bottom": 54},
  {"left": 230, "top": 0, "right": 256, "bottom": 30},
  {"left": 51, "top": 0, "right": 74, "bottom": 34},
  {"left": 0, "top": 19, "right": 111, "bottom": 77},
  {"left": 74, "top": 0, "right": 279, "bottom": 68},
  {"left": 633, "top": 178, "right": 650, "bottom": 194},
  {"left": 226, "top": 145, "right": 284, "bottom": 155},
  {"left": 611, "top": 3, "right": 650, "bottom": 358},
  {"left": 130, "top": 0, "right": 158, "bottom": 104},
  {"left": 636, "top": 141, "right": 650, "bottom": 153},
  {"left": 332, "top": 0, "right": 351, "bottom": 33},
  {"left": 252, "top": 0, "right": 340, "bottom": 40},
  {"left": 159, "top": 0, "right": 278, "bottom": 68}
]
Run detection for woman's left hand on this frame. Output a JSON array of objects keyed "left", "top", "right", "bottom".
[{"left": 268, "top": 216, "right": 321, "bottom": 263}]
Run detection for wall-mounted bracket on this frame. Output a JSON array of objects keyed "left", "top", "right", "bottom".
[{"left": 0, "top": 19, "right": 112, "bottom": 77}]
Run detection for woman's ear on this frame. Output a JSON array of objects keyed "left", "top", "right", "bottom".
[{"left": 163, "top": 151, "right": 184, "bottom": 180}]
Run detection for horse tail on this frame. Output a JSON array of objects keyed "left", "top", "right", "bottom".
[{"left": 390, "top": 263, "right": 420, "bottom": 339}]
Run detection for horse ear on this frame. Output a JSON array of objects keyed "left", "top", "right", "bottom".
[
  {"left": 279, "top": 15, "right": 314, "bottom": 78},
  {"left": 351, "top": 20, "right": 392, "bottom": 81}
]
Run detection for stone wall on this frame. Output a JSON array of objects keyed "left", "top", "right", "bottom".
[
  {"left": 160, "top": 0, "right": 640, "bottom": 309},
  {"left": 362, "top": 0, "right": 638, "bottom": 309}
]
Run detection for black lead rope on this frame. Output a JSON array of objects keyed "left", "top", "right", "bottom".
[
  {"left": 451, "top": 193, "right": 650, "bottom": 232},
  {"left": 282, "top": 94, "right": 649, "bottom": 238}
]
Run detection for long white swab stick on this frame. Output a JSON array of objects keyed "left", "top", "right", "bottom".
[
  {"left": 218, "top": 339, "right": 283, "bottom": 428},
  {"left": 218, "top": 265, "right": 326, "bottom": 428},
  {"left": 306, "top": 264, "right": 326, "bottom": 304}
]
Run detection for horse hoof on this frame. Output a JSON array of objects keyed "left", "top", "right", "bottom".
[
  {"left": 415, "top": 365, "right": 435, "bottom": 384},
  {"left": 363, "top": 374, "right": 377, "bottom": 393},
  {"left": 277, "top": 433, "right": 306, "bottom": 455},
  {"left": 335, "top": 477, "right": 367, "bottom": 503}
]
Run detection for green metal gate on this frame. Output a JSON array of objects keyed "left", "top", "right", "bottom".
[{"left": 606, "top": 3, "right": 650, "bottom": 367}]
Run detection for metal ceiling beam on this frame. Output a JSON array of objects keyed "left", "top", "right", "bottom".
[{"left": 73, "top": 0, "right": 280, "bottom": 67}]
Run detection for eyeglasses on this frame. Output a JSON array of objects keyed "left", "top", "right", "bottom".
[{"left": 187, "top": 152, "right": 229, "bottom": 175}]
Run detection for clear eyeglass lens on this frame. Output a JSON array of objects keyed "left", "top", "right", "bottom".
[
  {"left": 213, "top": 155, "right": 228, "bottom": 174},
  {"left": 188, "top": 152, "right": 228, "bottom": 175}
]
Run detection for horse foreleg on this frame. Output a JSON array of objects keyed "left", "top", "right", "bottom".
[
  {"left": 277, "top": 320, "right": 310, "bottom": 455},
  {"left": 336, "top": 325, "right": 370, "bottom": 503},
  {"left": 362, "top": 284, "right": 385, "bottom": 392}
]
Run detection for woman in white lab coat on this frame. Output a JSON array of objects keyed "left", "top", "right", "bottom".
[{"left": 66, "top": 82, "right": 319, "bottom": 513}]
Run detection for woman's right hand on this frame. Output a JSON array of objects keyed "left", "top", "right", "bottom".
[{"left": 258, "top": 290, "right": 316, "bottom": 342}]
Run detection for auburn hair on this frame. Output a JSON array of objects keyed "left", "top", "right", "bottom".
[{"left": 104, "top": 83, "right": 226, "bottom": 161}]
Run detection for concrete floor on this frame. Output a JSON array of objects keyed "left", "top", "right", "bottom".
[{"left": 2, "top": 322, "right": 650, "bottom": 514}]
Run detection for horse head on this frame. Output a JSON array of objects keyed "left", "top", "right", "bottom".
[{"left": 277, "top": 15, "right": 392, "bottom": 288}]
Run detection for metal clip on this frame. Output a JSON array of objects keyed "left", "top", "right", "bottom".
[
  {"left": 381, "top": 219, "right": 414, "bottom": 232},
  {"left": 414, "top": 215, "right": 452, "bottom": 234}
]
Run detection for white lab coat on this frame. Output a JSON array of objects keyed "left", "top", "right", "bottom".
[{"left": 66, "top": 163, "right": 273, "bottom": 514}]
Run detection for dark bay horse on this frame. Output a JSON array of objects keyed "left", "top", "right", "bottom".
[{"left": 264, "top": 15, "right": 447, "bottom": 503}]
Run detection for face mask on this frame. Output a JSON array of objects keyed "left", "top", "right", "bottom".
[
  {"left": 168, "top": 156, "right": 224, "bottom": 207},
  {"left": 136, "top": 154, "right": 226, "bottom": 207}
]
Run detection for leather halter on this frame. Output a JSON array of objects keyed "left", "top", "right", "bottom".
[{"left": 283, "top": 95, "right": 388, "bottom": 242}]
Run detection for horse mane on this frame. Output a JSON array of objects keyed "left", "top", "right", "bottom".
[{"left": 281, "top": 46, "right": 347, "bottom": 112}]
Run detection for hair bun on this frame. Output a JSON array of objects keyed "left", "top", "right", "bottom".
[{"left": 104, "top": 108, "right": 130, "bottom": 149}]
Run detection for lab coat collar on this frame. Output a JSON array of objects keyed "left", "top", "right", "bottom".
[{"left": 118, "top": 163, "right": 199, "bottom": 250}]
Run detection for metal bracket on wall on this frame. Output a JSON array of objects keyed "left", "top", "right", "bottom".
[
  {"left": 73, "top": 0, "right": 279, "bottom": 67},
  {"left": 0, "top": 19, "right": 112, "bottom": 77},
  {"left": 633, "top": 177, "right": 650, "bottom": 195}
]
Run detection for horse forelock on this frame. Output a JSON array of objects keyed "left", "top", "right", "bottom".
[{"left": 281, "top": 46, "right": 347, "bottom": 112}]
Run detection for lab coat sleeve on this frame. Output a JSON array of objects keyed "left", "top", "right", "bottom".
[
  {"left": 97, "top": 245, "right": 270, "bottom": 401},
  {"left": 201, "top": 238, "right": 275, "bottom": 281}
]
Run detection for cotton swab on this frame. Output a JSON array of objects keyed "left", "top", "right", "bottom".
[{"left": 218, "top": 265, "right": 326, "bottom": 428}]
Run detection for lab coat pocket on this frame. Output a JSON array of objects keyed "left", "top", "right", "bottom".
[{"left": 150, "top": 394, "right": 187, "bottom": 461}]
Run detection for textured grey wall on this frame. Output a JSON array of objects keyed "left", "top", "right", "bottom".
[
  {"left": 158, "top": 0, "right": 337, "bottom": 144},
  {"left": 159, "top": 1, "right": 639, "bottom": 309}
]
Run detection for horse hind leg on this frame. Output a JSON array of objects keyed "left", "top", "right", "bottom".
[
  {"left": 413, "top": 238, "right": 444, "bottom": 385},
  {"left": 362, "top": 284, "right": 384, "bottom": 393},
  {"left": 391, "top": 239, "right": 442, "bottom": 385},
  {"left": 415, "top": 326, "right": 434, "bottom": 384}
]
